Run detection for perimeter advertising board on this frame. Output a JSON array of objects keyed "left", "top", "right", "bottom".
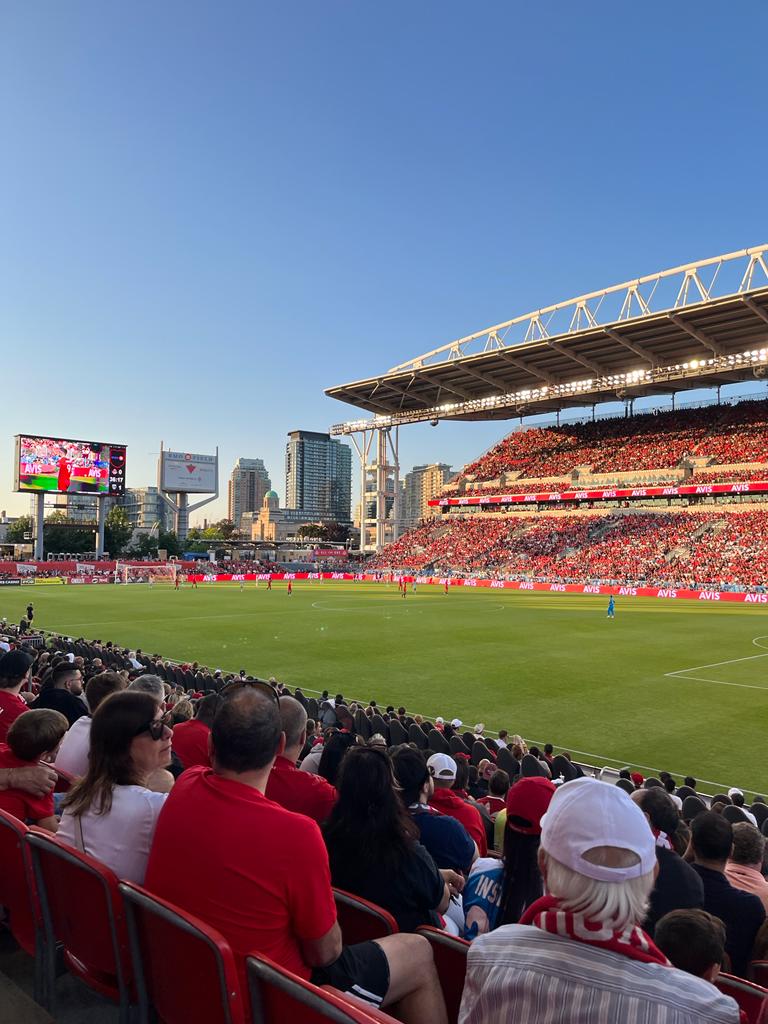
[{"left": 160, "top": 452, "right": 217, "bottom": 493}]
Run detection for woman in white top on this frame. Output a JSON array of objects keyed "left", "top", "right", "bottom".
[{"left": 58, "top": 690, "right": 173, "bottom": 884}]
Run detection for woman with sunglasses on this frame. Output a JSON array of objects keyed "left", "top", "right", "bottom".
[{"left": 58, "top": 691, "right": 173, "bottom": 883}]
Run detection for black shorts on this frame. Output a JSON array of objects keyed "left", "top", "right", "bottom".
[{"left": 311, "top": 940, "right": 390, "bottom": 1008}]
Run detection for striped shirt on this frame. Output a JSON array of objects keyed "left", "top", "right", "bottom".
[{"left": 459, "top": 926, "right": 740, "bottom": 1024}]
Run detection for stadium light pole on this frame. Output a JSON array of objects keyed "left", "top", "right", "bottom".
[
  {"left": 34, "top": 492, "right": 44, "bottom": 560},
  {"left": 96, "top": 495, "right": 107, "bottom": 557}
]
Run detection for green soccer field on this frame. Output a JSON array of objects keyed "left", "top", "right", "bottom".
[{"left": 5, "top": 581, "right": 768, "bottom": 795}]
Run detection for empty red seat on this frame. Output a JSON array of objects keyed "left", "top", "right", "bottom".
[
  {"left": 333, "top": 888, "right": 398, "bottom": 944},
  {"left": 25, "top": 830, "right": 134, "bottom": 1022},
  {"left": 119, "top": 880, "right": 246, "bottom": 1024}
]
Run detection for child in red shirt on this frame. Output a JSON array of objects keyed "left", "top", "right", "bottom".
[{"left": 0, "top": 709, "right": 68, "bottom": 832}]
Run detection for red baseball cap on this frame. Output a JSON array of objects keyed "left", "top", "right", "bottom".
[
  {"left": 630, "top": 772, "right": 644, "bottom": 787},
  {"left": 505, "top": 777, "right": 556, "bottom": 835}
]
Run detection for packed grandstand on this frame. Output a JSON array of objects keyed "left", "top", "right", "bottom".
[{"left": 369, "top": 395, "right": 768, "bottom": 594}]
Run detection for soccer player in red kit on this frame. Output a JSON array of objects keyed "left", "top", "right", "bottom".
[
  {"left": 287, "top": 580, "right": 292, "bottom": 596},
  {"left": 57, "top": 455, "right": 72, "bottom": 492}
]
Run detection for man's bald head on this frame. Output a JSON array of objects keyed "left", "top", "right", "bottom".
[
  {"left": 279, "top": 695, "right": 308, "bottom": 753},
  {"left": 211, "top": 689, "right": 282, "bottom": 773}
]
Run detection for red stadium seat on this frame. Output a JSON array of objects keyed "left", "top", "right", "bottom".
[
  {"left": 332, "top": 889, "right": 398, "bottom": 944},
  {"left": 0, "top": 810, "right": 46, "bottom": 1004},
  {"left": 753, "top": 962, "right": 768, "bottom": 988},
  {"left": 119, "top": 881, "right": 246, "bottom": 1024},
  {"left": 247, "top": 952, "right": 399, "bottom": 1024},
  {"left": 25, "top": 831, "right": 134, "bottom": 1022},
  {"left": 416, "top": 925, "right": 469, "bottom": 1024},
  {"left": 715, "top": 972, "right": 768, "bottom": 1024}
]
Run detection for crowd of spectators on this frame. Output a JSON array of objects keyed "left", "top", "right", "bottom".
[
  {"left": 370, "top": 509, "right": 768, "bottom": 590},
  {"left": 4, "top": 631, "right": 768, "bottom": 1021},
  {"left": 452, "top": 398, "right": 768, "bottom": 488}
]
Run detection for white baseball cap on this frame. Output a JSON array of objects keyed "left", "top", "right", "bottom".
[
  {"left": 435, "top": 717, "right": 444, "bottom": 725},
  {"left": 540, "top": 778, "right": 656, "bottom": 882},
  {"left": 450, "top": 718, "right": 463, "bottom": 728},
  {"left": 427, "top": 753, "right": 457, "bottom": 781},
  {"left": 727, "top": 787, "right": 744, "bottom": 799}
]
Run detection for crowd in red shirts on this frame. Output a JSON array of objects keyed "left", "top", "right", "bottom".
[
  {"left": 448, "top": 399, "right": 768, "bottom": 488},
  {"left": 370, "top": 508, "right": 768, "bottom": 590}
]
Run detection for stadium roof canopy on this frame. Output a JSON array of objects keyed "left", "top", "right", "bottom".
[{"left": 327, "top": 246, "right": 768, "bottom": 434}]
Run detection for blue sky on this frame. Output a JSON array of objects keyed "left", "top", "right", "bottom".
[{"left": 1, "top": 2, "right": 767, "bottom": 522}]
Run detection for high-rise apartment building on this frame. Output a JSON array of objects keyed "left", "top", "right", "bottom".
[
  {"left": 227, "top": 458, "right": 272, "bottom": 532},
  {"left": 403, "top": 463, "right": 452, "bottom": 529},
  {"left": 118, "top": 487, "right": 173, "bottom": 532},
  {"left": 285, "top": 431, "right": 352, "bottom": 522}
]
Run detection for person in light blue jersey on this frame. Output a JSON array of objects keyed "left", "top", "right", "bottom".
[{"left": 607, "top": 594, "right": 616, "bottom": 619}]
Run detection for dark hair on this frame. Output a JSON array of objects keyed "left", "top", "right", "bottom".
[
  {"left": 63, "top": 691, "right": 160, "bottom": 816},
  {"left": 664, "top": 778, "right": 676, "bottom": 794},
  {"left": 84, "top": 671, "right": 126, "bottom": 713},
  {"left": 731, "top": 791, "right": 745, "bottom": 808},
  {"left": 691, "top": 811, "right": 733, "bottom": 863},
  {"left": 489, "top": 770, "right": 510, "bottom": 798},
  {"left": 317, "top": 731, "right": 357, "bottom": 787},
  {"left": 195, "top": 692, "right": 223, "bottom": 727},
  {"left": 324, "top": 747, "right": 419, "bottom": 874},
  {"left": 655, "top": 909, "right": 725, "bottom": 977},
  {"left": 499, "top": 828, "right": 544, "bottom": 925},
  {"left": 40, "top": 661, "right": 82, "bottom": 692},
  {"left": 684, "top": 776, "right": 697, "bottom": 789},
  {"left": 453, "top": 759, "right": 469, "bottom": 792},
  {"left": 390, "top": 746, "right": 429, "bottom": 806},
  {"left": 634, "top": 787, "right": 680, "bottom": 837},
  {"left": 7, "top": 709, "right": 68, "bottom": 761},
  {"left": 543, "top": 743, "right": 553, "bottom": 755},
  {"left": 643, "top": 777, "right": 663, "bottom": 789},
  {"left": 210, "top": 690, "right": 281, "bottom": 773}
]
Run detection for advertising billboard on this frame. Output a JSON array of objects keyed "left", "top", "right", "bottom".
[
  {"left": 160, "top": 451, "right": 217, "bottom": 493},
  {"left": 14, "top": 435, "right": 127, "bottom": 496}
]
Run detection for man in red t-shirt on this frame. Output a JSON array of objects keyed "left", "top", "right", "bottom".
[
  {"left": 265, "top": 696, "right": 336, "bottom": 824},
  {"left": 171, "top": 693, "right": 222, "bottom": 770},
  {"left": 0, "top": 649, "right": 33, "bottom": 743},
  {"left": 427, "top": 753, "right": 488, "bottom": 856},
  {"left": 145, "top": 688, "right": 446, "bottom": 1023}
]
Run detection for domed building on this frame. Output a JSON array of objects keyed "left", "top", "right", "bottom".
[{"left": 252, "top": 489, "right": 334, "bottom": 543}]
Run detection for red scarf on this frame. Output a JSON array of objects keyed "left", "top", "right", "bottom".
[{"left": 519, "top": 895, "right": 670, "bottom": 967}]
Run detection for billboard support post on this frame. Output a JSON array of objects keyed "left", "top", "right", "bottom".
[
  {"left": 158, "top": 443, "right": 219, "bottom": 543},
  {"left": 34, "top": 493, "right": 44, "bottom": 560},
  {"left": 96, "top": 495, "right": 107, "bottom": 557}
]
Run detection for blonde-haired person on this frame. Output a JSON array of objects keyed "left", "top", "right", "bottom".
[
  {"left": 510, "top": 734, "right": 528, "bottom": 755},
  {"left": 460, "top": 778, "right": 740, "bottom": 1024}
]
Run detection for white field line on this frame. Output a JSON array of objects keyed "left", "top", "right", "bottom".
[{"left": 663, "top": 636, "right": 768, "bottom": 691}]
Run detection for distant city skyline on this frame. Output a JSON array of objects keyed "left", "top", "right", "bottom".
[{"left": 2, "top": 4, "right": 766, "bottom": 525}]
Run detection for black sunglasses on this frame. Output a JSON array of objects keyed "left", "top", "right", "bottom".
[
  {"left": 219, "top": 678, "right": 279, "bottom": 705},
  {"left": 134, "top": 709, "right": 173, "bottom": 741}
]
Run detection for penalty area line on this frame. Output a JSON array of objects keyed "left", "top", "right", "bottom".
[{"left": 664, "top": 637, "right": 768, "bottom": 691}]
